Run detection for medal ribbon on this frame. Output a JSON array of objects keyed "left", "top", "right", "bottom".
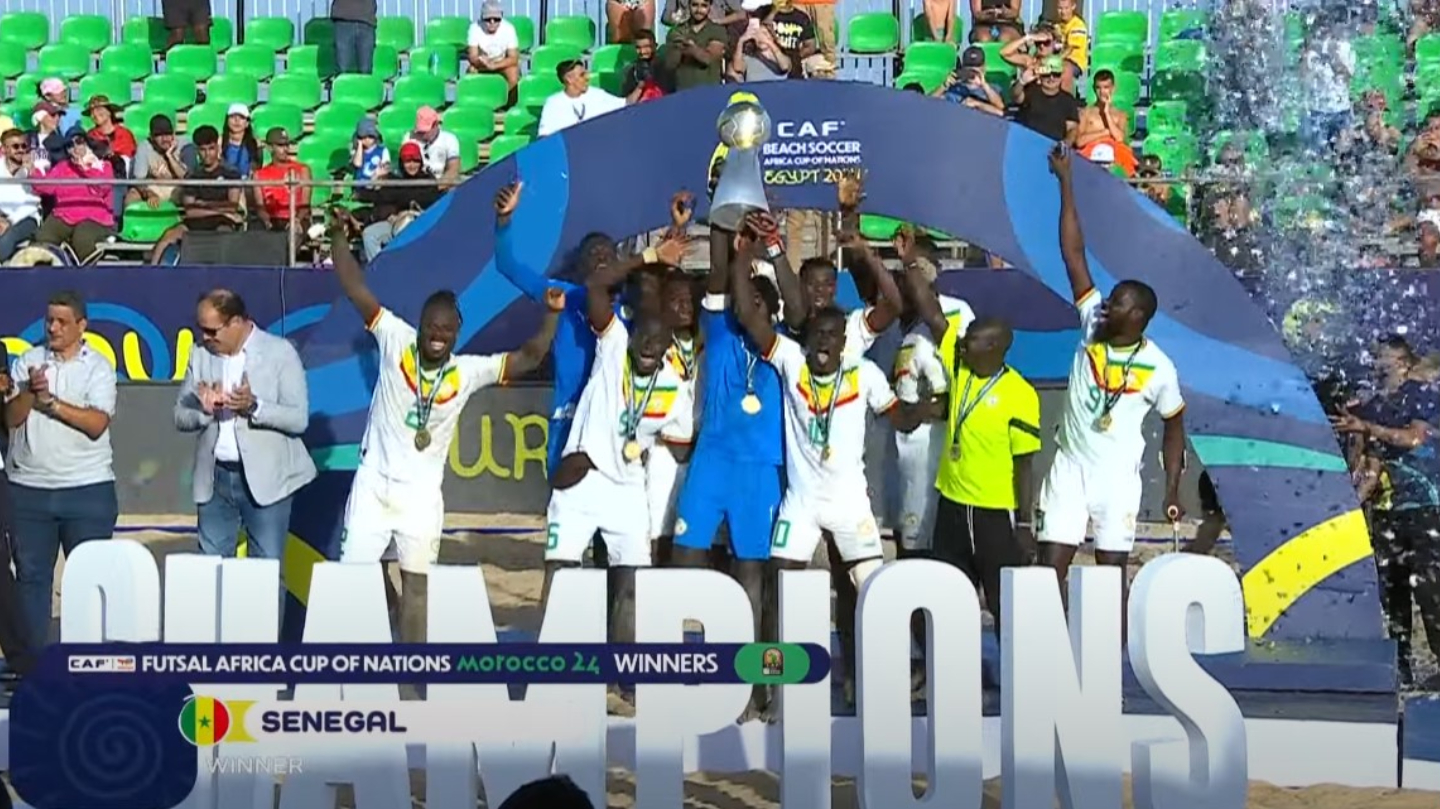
[
  {"left": 811, "top": 370, "right": 844, "bottom": 455},
  {"left": 413, "top": 345, "right": 449, "bottom": 434},
  {"left": 948, "top": 367, "right": 1008, "bottom": 458},
  {"left": 673, "top": 336, "right": 696, "bottom": 379},
  {"left": 1098, "top": 343, "right": 1143, "bottom": 421},
  {"left": 623, "top": 355, "right": 661, "bottom": 439},
  {"left": 742, "top": 348, "right": 758, "bottom": 395}
]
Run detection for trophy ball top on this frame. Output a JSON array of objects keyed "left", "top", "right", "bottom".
[{"left": 717, "top": 100, "right": 772, "bottom": 150}]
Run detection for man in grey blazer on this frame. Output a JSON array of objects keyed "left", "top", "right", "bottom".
[{"left": 174, "top": 289, "right": 316, "bottom": 591}]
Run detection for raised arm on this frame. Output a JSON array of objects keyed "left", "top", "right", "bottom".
[
  {"left": 492, "top": 181, "right": 555, "bottom": 302},
  {"left": 585, "top": 235, "right": 688, "bottom": 332},
  {"left": 895, "top": 227, "right": 949, "bottom": 342},
  {"left": 728, "top": 233, "right": 778, "bottom": 356},
  {"left": 706, "top": 225, "right": 733, "bottom": 296},
  {"left": 747, "top": 210, "right": 806, "bottom": 330},
  {"left": 504, "top": 288, "right": 566, "bottom": 377},
  {"left": 840, "top": 230, "right": 902, "bottom": 333},
  {"left": 1047, "top": 145, "right": 1096, "bottom": 302},
  {"left": 328, "top": 218, "right": 382, "bottom": 326}
]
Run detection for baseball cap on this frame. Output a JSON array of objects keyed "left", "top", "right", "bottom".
[
  {"left": 354, "top": 117, "right": 380, "bottom": 139},
  {"left": 399, "top": 141, "right": 423, "bottom": 161},
  {"left": 415, "top": 106, "right": 440, "bottom": 134},
  {"left": 40, "top": 77, "right": 66, "bottom": 97},
  {"left": 149, "top": 114, "right": 175, "bottom": 137},
  {"left": 227, "top": 103, "right": 251, "bottom": 119},
  {"left": 480, "top": 0, "right": 504, "bottom": 18},
  {"left": 265, "top": 127, "right": 290, "bottom": 146},
  {"left": 1088, "top": 143, "right": 1116, "bottom": 165},
  {"left": 960, "top": 46, "right": 986, "bottom": 67},
  {"left": 1038, "top": 55, "right": 1065, "bottom": 75}
]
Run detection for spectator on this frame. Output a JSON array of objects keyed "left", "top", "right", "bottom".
[
  {"left": 32, "top": 128, "right": 117, "bottom": 264},
  {"left": 221, "top": 104, "right": 262, "bottom": 177},
  {"left": 1136, "top": 154, "right": 1175, "bottom": 210},
  {"left": 162, "top": 0, "right": 212, "bottom": 47},
  {"left": 1001, "top": 22, "right": 1070, "bottom": 93},
  {"left": 126, "top": 115, "right": 188, "bottom": 210},
  {"left": 29, "top": 103, "right": 64, "bottom": 168},
  {"left": 936, "top": 46, "right": 1005, "bottom": 116},
  {"left": 1411, "top": 0, "right": 1440, "bottom": 51},
  {"left": 766, "top": 0, "right": 818, "bottom": 79},
  {"left": 607, "top": 0, "right": 655, "bottom": 44},
  {"left": 1074, "top": 70, "right": 1137, "bottom": 172},
  {"left": 5, "top": 290, "right": 119, "bottom": 650},
  {"left": 331, "top": 0, "right": 377, "bottom": 75},
  {"left": 730, "top": 1, "right": 795, "bottom": 81},
  {"left": 662, "top": 1, "right": 730, "bottom": 91},
  {"left": 1012, "top": 56, "right": 1079, "bottom": 143},
  {"left": 1300, "top": 17, "right": 1355, "bottom": 155},
  {"left": 968, "top": 0, "right": 1020, "bottom": 43},
  {"left": 793, "top": 0, "right": 836, "bottom": 64},
  {"left": 1053, "top": 0, "right": 1089, "bottom": 88},
  {"left": 39, "top": 79, "right": 81, "bottom": 134},
  {"left": 622, "top": 29, "right": 669, "bottom": 101},
  {"left": 466, "top": 1, "right": 522, "bottom": 93},
  {"left": 662, "top": 0, "right": 744, "bottom": 29},
  {"left": 0, "top": 343, "right": 34, "bottom": 677},
  {"left": 351, "top": 118, "right": 390, "bottom": 183},
  {"left": 351, "top": 141, "right": 444, "bottom": 260},
  {"left": 1199, "top": 141, "right": 1259, "bottom": 274},
  {"left": 147, "top": 125, "right": 243, "bottom": 264},
  {"left": 537, "top": 61, "right": 627, "bottom": 137},
  {"left": 84, "top": 96, "right": 136, "bottom": 162},
  {"left": 1351, "top": 90, "right": 1402, "bottom": 156},
  {"left": 0, "top": 129, "right": 41, "bottom": 263},
  {"left": 1406, "top": 111, "right": 1440, "bottom": 199},
  {"left": 403, "top": 107, "right": 462, "bottom": 189},
  {"left": 252, "top": 128, "right": 314, "bottom": 236}
]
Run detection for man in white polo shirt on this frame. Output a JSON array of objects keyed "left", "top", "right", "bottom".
[
  {"left": 5, "top": 290, "right": 118, "bottom": 649},
  {"left": 403, "top": 107, "right": 461, "bottom": 190},
  {"left": 466, "top": 0, "right": 521, "bottom": 92},
  {"left": 0, "top": 127, "right": 42, "bottom": 263},
  {"left": 538, "top": 60, "right": 628, "bottom": 137}
]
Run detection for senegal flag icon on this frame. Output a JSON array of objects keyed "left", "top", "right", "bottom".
[{"left": 178, "top": 696, "right": 232, "bottom": 746}]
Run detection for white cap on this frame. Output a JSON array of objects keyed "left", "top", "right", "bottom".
[
  {"left": 227, "top": 103, "right": 250, "bottom": 119},
  {"left": 1089, "top": 143, "right": 1116, "bottom": 164},
  {"left": 741, "top": 0, "right": 769, "bottom": 11}
]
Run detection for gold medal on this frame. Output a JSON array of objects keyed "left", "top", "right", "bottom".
[
  {"left": 414, "top": 428, "right": 432, "bottom": 451},
  {"left": 741, "top": 393, "right": 761, "bottom": 415},
  {"left": 623, "top": 440, "right": 643, "bottom": 463},
  {"left": 821, "top": 446, "right": 832, "bottom": 462},
  {"left": 1096, "top": 413, "right": 1113, "bottom": 432}
]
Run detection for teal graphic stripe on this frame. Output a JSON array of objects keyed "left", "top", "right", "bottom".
[
  {"left": 1190, "top": 435, "right": 1348, "bottom": 473},
  {"left": 311, "top": 444, "right": 362, "bottom": 472}
]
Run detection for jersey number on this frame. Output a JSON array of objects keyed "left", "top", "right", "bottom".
[
  {"left": 1084, "top": 384, "right": 1104, "bottom": 414},
  {"left": 771, "top": 519, "right": 791, "bottom": 549},
  {"left": 546, "top": 523, "right": 560, "bottom": 550},
  {"left": 618, "top": 411, "right": 637, "bottom": 435}
]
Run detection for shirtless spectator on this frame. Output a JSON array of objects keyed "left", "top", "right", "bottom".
[
  {"left": 935, "top": 47, "right": 1004, "bottom": 116},
  {"left": 1074, "top": 70, "right": 1137, "bottom": 173},
  {"left": 125, "top": 115, "right": 188, "bottom": 210},
  {"left": 969, "top": 0, "right": 1020, "bottom": 42},
  {"left": 466, "top": 2, "right": 521, "bottom": 95},
  {"left": 1405, "top": 111, "right": 1440, "bottom": 199},
  {"left": 921, "top": 0, "right": 958, "bottom": 43}
]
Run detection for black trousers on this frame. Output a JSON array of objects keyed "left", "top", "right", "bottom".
[
  {"left": 932, "top": 497, "right": 1026, "bottom": 629},
  {"left": 0, "top": 471, "right": 35, "bottom": 674},
  {"left": 1370, "top": 506, "right": 1440, "bottom": 680}
]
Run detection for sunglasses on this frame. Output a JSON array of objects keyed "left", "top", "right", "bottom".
[
  {"left": 3, "top": 142, "right": 27, "bottom": 151},
  {"left": 483, "top": 16, "right": 501, "bottom": 21}
]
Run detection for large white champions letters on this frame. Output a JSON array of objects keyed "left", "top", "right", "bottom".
[{"left": 56, "top": 542, "right": 1248, "bottom": 809}]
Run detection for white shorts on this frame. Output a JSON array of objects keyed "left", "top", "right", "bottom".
[
  {"left": 545, "top": 471, "right": 652, "bottom": 567},
  {"left": 771, "top": 484, "right": 883, "bottom": 564},
  {"left": 893, "top": 423, "right": 943, "bottom": 551},
  {"left": 645, "top": 450, "right": 688, "bottom": 539},
  {"left": 1036, "top": 450, "right": 1143, "bottom": 554},
  {"left": 340, "top": 467, "right": 445, "bottom": 574}
]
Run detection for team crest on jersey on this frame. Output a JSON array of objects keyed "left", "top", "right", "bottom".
[
  {"left": 401, "top": 347, "right": 463, "bottom": 404},
  {"left": 675, "top": 519, "right": 688, "bottom": 536},
  {"left": 1084, "top": 344, "right": 1156, "bottom": 394},
  {"left": 796, "top": 366, "right": 860, "bottom": 414},
  {"left": 892, "top": 346, "right": 915, "bottom": 383}
]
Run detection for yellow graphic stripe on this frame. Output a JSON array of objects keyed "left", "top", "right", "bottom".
[
  {"left": 236, "top": 531, "right": 325, "bottom": 605},
  {"left": 1241, "top": 508, "right": 1374, "bottom": 638},
  {"left": 195, "top": 696, "right": 219, "bottom": 746},
  {"left": 227, "top": 700, "right": 258, "bottom": 743}
]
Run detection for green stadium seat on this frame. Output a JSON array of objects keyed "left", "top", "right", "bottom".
[
  {"left": 297, "top": 134, "right": 348, "bottom": 175},
  {"left": 166, "top": 44, "right": 218, "bottom": 82},
  {"left": 197, "top": 17, "right": 234, "bottom": 52},
  {"left": 60, "top": 15, "right": 113, "bottom": 53},
  {"left": 204, "top": 73, "right": 259, "bottom": 107},
  {"left": 1282, "top": 11, "right": 1305, "bottom": 41},
  {"left": 250, "top": 102, "right": 304, "bottom": 140},
  {"left": 443, "top": 103, "right": 497, "bottom": 141},
  {"left": 425, "top": 16, "right": 472, "bottom": 49},
  {"left": 1417, "top": 34, "right": 1440, "bottom": 64},
  {"left": 376, "top": 17, "right": 415, "bottom": 52},
  {"left": 859, "top": 214, "right": 903, "bottom": 241},
  {"left": 590, "top": 43, "right": 636, "bottom": 73},
  {"left": 847, "top": 13, "right": 900, "bottom": 54},
  {"left": 457, "top": 73, "right": 511, "bottom": 109},
  {"left": 267, "top": 73, "right": 323, "bottom": 111},
  {"left": 408, "top": 45, "right": 460, "bottom": 79},
  {"left": 903, "top": 42, "right": 955, "bottom": 74},
  {"left": 1141, "top": 131, "right": 1200, "bottom": 173},
  {"left": 1354, "top": 33, "right": 1403, "bottom": 62},
  {"left": 488, "top": 133, "right": 529, "bottom": 162},
  {"left": 12, "top": 73, "right": 41, "bottom": 105},
  {"left": 79, "top": 73, "right": 134, "bottom": 106},
  {"left": 503, "top": 106, "right": 538, "bottom": 136},
  {"left": 1154, "top": 39, "right": 1206, "bottom": 72},
  {"left": 908, "top": 12, "right": 960, "bottom": 44},
  {"left": 371, "top": 44, "right": 400, "bottom": 80},
  {"left": 1094, "top": 10, "right": 1146, "bottom": 43},
  {"left": 121, "top": 17, "right": 168, "bottom": 53},
  {"left": 331, "top": 73, "right": 386, "bottom": 110},
  {"left": 37, "top": 43, "right": 92, "bottom": 80},
  {"left": 313, "top": 101, "right": 366, "bottom": 135},
  {"left": 184, "top": 101, "right": 227, "bottom": 135},
  {"left": 517, "top": 75, "right": 561, "bottom": 109},
  {"left": 303, "top": 17, "right": 335, "bottom": 48},
  {"left": 224, "top": 43, "right": 276, "bottom": 81},
  {"left": 283, "top": 44, "right": 336, "bottom": 78},
  {"left": 1158, "top": 9, "right": 1206, "bottom": 40},
  {"left": 377, "top": 103, "right": 419, "bottom": 145},
  {"left": 392, "top": 72, "right": 447, "bottom": 109},
  {"left": 1146, "top": 99, "right": 1187, "bottom": 134},
  {"left": 1088, "top": 40, "right": 1143, "bottom": 74},
  {"left": 456, "top": 138, "right": 480, "bottom": 172},
  {"left": 545, "top": 15, "right": 597, "bottom": 51},
  {"left": 0, "top": 42, "right": 27, "bottom": 80},
  {"left": 529, "top": 44, "right": 582, "bottom": 75},
  {"left": 0, "top": 12, "right": 48, "bottom": 50},
  {"left": 510, "top": 16, "right": 537, "bottom": 52},
  {"left": 119, "top": 201, "right": 182, "bottom": 242},
  {"left": 978, "top": 42, "right": 1011, "bottom": 72},
  {"left": 892, "top": 70, "right": 945, "bottom": 94},
  {"left": 143, "top": 73, "right": 198, "bottom": 109},
  {"left": 246, "top": 17, "right": 296, "bottom": 52},
  {"left": 122, "top": 102, "right": 175, "bottom": 136},
  {"left": 595, "top": 70, "right": 623, "bottom": 95}
]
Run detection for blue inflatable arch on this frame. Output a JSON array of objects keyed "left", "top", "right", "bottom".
[{"left": 288, "top": 81, "right": 1380, "bottom": 645}]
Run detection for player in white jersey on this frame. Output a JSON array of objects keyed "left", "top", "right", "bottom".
[
  {"left": 1039, "top": 147, "right": 1188, "bottom": 611},
  {"left": 328, "top": 222, "right": 563, "bottom": 644},
  {"left": 545, "top": 252, "right": 693, "bottom": 652},
  {"left": 646, "top": 270, "right": 700, "bottom": 551}
]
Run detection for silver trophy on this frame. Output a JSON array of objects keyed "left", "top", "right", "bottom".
[{"left": 710, "top": 96, "right": 773, "bottom": 232}]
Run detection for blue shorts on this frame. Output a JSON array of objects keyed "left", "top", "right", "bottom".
[
  {"left": 547, "top": 416, "right": 574, "bottom": 474},
  {"left": 673, "top": 458, "right": 783, "bottom": 561}
]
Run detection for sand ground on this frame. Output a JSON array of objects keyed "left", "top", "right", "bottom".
[{"left": 13, "top": 514, "right": 1440, "bottom": 808}]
